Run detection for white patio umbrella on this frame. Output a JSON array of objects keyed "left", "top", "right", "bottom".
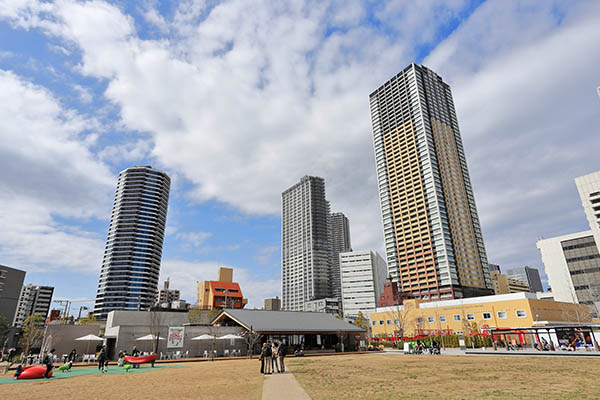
[
  {"left": 136, "top": 334, "right": 166, "bottom": 341},
  {"left": 218, "top": 334, "right": 243, "bottom": 348},
  {"left": 136, "top": 334, "right": 166, "bottom": 353},
  {"left": 191, "top": 334, "right": 216, "bottom": 340},
  {"left": 217, "top": 334, "right": 243, "bottom": 340},
  {"left": 75, "top": 334, "right": 104, "bottom": 355}
]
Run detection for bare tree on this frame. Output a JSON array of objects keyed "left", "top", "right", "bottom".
[
  {"left": 563, "top": 303, "right": 596, "bottom": 325},
  {"left": 20, "top": 314, "right": 45, "bottom": 357},
  {"left": 241, "top": 326, "right": 262, "bottom": 359},
  {"left": 207, "top": 324, "right": 222, "bottom": 361},
  {"left": 148, "top": 311, "right": 165, "bottom": 354},
  {"left": 390, "top": 302, "right": 416, "bottom": 340}
]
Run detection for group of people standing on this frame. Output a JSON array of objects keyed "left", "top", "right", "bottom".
[{"left": 259, "top": 341, "right": 286, "bottom": 375}]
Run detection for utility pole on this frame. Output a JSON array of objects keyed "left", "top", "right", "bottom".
[{"left": 53, "top": 300, "right": 71, "bottom": 323}]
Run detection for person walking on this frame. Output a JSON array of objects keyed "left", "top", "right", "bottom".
[
  {"left": 43, "top": 349, "right": 55, "bottom": 378},
  {"left": 271, "top": 342, "right": 280, "bottom": 373},
  {"left": 278, "top": 343, "right": 287, "bottom": 373},
  {"left": 98, "top": 347, "right": 107, "bottom": 372},
  {"left": 66, "top": 348, "right": 77, "bottom": 370},
  {"left": 68, "top": 349, "right": 77, "bottom": 363}
]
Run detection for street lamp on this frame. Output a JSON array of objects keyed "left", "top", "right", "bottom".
[{"left": 78, "top": 306, "right": 89, "bottom": 320}]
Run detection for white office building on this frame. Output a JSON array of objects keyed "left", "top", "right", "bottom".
[
  {"left": 340, "top": 250, "right": 387, "bottom": 319},
  {"left": 576, "top": 171, "right": 600, "bottom": 248},
  {"left": 537, "top": 170, "right": 600, "bottom": 316}
]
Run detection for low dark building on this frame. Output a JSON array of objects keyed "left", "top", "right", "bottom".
[{"left": 212, "top": 309, "right": 364, "bottom": 353}]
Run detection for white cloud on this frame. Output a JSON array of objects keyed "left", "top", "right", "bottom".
[
  {"left": 0, "top": 69, "right": 113, "bottom": 273},
  {"left": 72, "top": 83, "right": 93, "bottom": 103},
  {"left": 1, "top": 0, "right": 599, "bottom": 289},
  {"left": 424, "top": 0, "right": 600, "bottom": 272},
  {"left": 97, "top": 138, "right": 152, "bottom": 164},
  {"left": 160, "top": 259, "right": 280, "bottom": 308},
  {"left": 254, "top": 244, "right": 279, "bottom": 267},
  {"left": 175, "top": 231, "right": 213, "bottom": 247},
  {"left": 0, "top": 0, "right": 414, "bottom": 256}
]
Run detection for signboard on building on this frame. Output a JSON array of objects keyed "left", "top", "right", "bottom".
[{"left": 167, "top": 326, "right": 185, "bottom": 348}]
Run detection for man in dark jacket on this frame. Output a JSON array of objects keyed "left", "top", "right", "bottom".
[
  {"left": 43, "top": 349, "right": 55, "bottom": 378},
  {"left": 278, "top": 343, "right": 287, "bottom": 373},
  {"left": 259, "top": 342, "right": 272, "bottom": 375},
  {"left": 98, "top": 347, "right": 107, "bottom": 372}
]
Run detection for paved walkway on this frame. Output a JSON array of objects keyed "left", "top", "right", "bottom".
[{"left": 262, "top": 369, "right": 311, "bottom": 400}]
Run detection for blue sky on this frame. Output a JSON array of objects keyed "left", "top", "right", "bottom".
[{"left": 1, "top": 0, "right": 599, "bottom": 312}]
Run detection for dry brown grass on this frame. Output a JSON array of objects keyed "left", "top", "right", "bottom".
[
  {"left": 287, "top": 353, "right": 600, "bottom": 400},
  {"left": 1, "top": 359, "right": 263, "bottom": 400}
]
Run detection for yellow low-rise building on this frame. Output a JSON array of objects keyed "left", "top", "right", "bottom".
[{"left": 369, "top": 292, "right": 594, "bottom": 339}]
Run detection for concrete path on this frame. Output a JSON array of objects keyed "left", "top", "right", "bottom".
[{"left": 262, "top": 369, "right": 311, "bottom": 400}]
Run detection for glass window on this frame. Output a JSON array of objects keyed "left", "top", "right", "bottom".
[
  {"left": 439, "top": 315, "right": 446, "bottom": 322},
  {"left": 372, "top": 321, "right": 377, "bottom": 326},
  {"left": 516, "top": 310, "right": 527, "bottom": 318},
  {"left": 453, "top": 314, "right": 461, "bottom": 321},
  {"left": 379, "top": 320, "right": 384, "bottom": 325},
  {"left": 387, "top": 320, "right": 392, "bottom": 325},
  {"left": 466, "top": 313, "right": 475, "bottom": 320},
  {"left": 427, "top": 316, "right": 435, "bottom": 323},
  {"left": 497, "top": 311, "right": 507, "bottom": 319},
  {"left": 482, "top": 312, "right": 491, "bottom": 320}
]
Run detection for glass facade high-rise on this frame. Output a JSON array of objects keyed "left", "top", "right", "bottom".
[
  {"left": 369, "top": 63, "right": 493, "bottom": 300},
  {"left": 94, "top": 166, "right": 170, "bottom": 318},
  {"left": 506, "top": 266, "right": 543, "bottom": 293},
  {"left": 281, "top": 176, "right": 331, "bottom": 311},
  {"left": 329, "top": 212, "right": 352, "bottom": 300}
]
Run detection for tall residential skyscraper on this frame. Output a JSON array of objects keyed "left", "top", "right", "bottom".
[
  {"left": 282, "top": 176, "right": 331, "bottom": 311},
  {"left": 329, "top": 212, "right": 352, "bottom": 300},
  {"left": 369, "top": 63, "right": 493, "bottom": 300},
  {"left": 13, "top": 285, "right": 54, "bottom": 327},
  {"left": 94, "top": 166, "right": 170, "bottom": 318}
]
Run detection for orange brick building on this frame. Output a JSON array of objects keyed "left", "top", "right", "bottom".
[{"left": 196, "top": 267, "right": 248, "bottom": 310}]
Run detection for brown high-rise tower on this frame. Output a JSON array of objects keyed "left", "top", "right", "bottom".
[{"left": 369, "top": 64, "right": 493, "bottom": 300}]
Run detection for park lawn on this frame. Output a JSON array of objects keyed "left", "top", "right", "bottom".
[
  {"left": 287, "top": 353, "right": 600, "bottom": 400},
  {"left": 1, "top": 359, "right": 263, "bottom": 400}
]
